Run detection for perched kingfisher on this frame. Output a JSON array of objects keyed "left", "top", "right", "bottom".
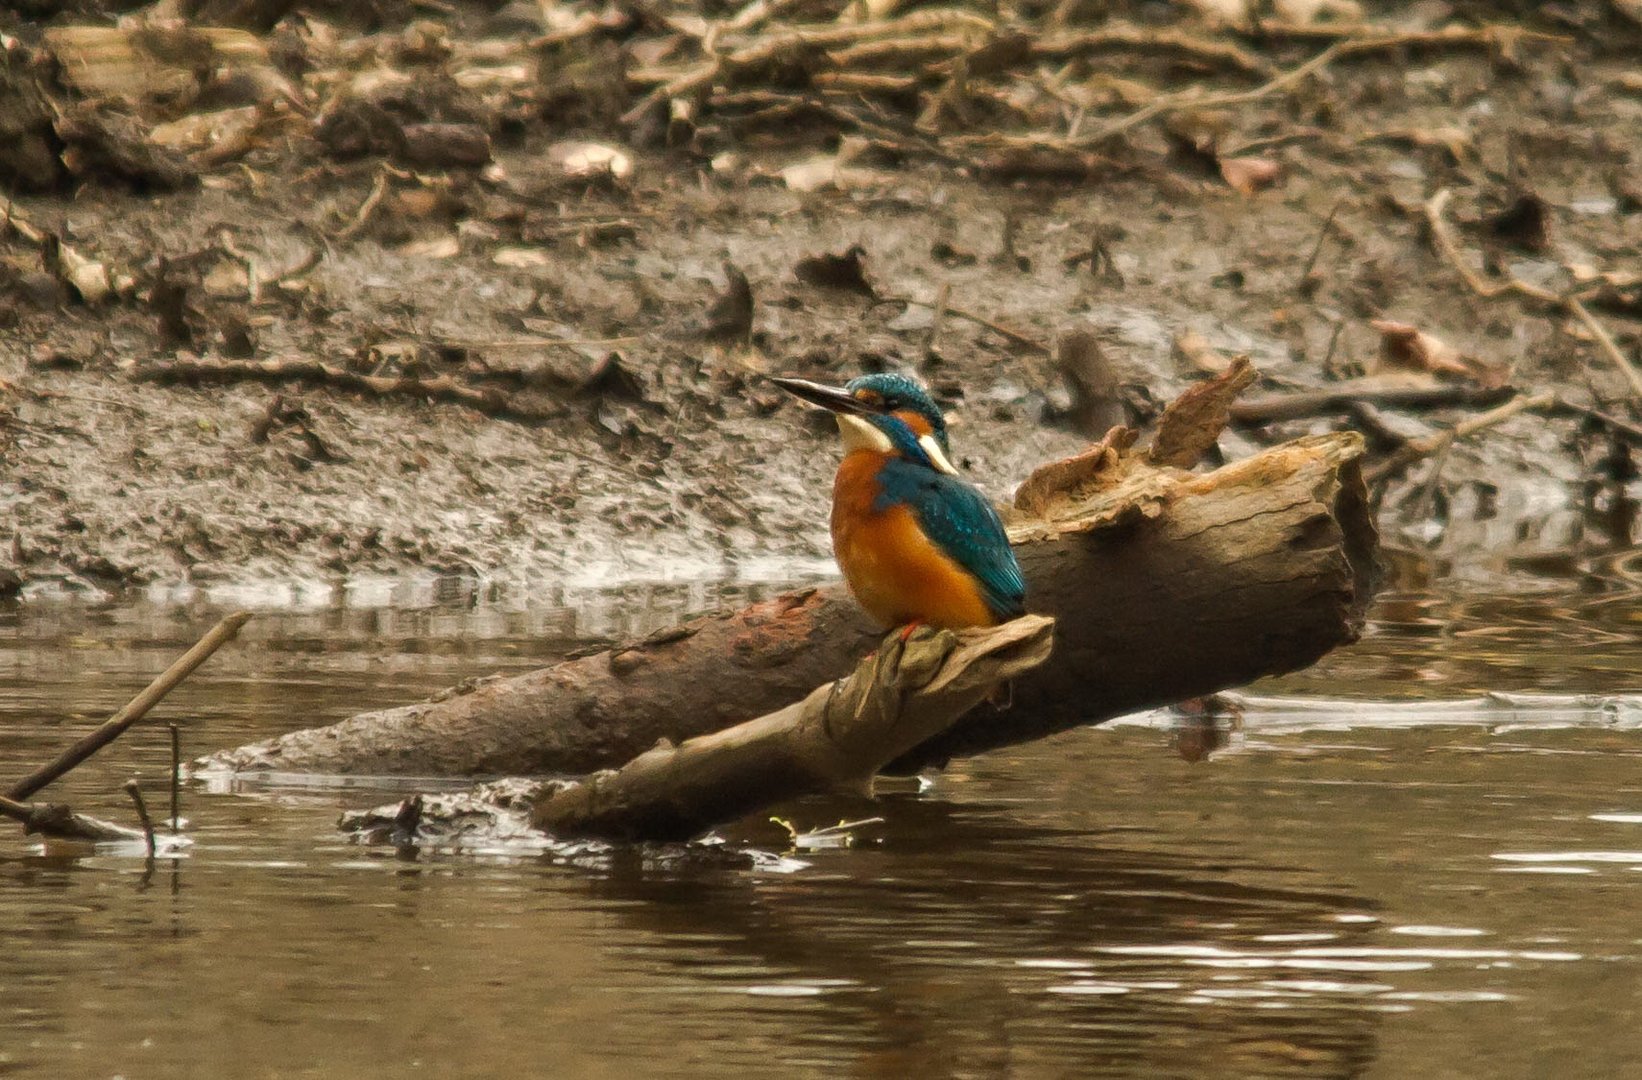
[{"left": 772, "top": 373, "right": 1026, "bottom": 630}]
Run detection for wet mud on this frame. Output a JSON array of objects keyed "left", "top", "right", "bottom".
[{"left": 1, "top": 2, "right": 1639, "bottom": 598}]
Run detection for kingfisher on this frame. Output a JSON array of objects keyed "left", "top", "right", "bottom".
[{"left": 772, "top": 373, "right": 1026, "bottom": 631}]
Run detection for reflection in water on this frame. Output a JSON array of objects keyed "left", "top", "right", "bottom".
[
  {"left": 591, "top": 797, "right": 1386, "bottom": 1079},
  {"left": 0, "top": 581, "right": 1640, "bottom": 1078}
]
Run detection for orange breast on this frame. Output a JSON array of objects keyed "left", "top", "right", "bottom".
[{"left": 831, "top": 451, "right": 998, "bottom": 630}]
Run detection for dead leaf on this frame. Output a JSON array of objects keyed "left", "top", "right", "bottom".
[
  {"left": 400, "top": 123, "right": 492, "bottom": 169},
  {"left": 1053, "top": 330, "right": 1128, "bottom": 438},
  {"left": 44, "top": 23, "right": 294, "bottom": 107},
  {"left": 1371, "top": 320, "right": 1468, "bottom": 377},
  {"left": 493, "top": 247, "right": 552, "bottom": 268},
  {"left": 148, "top": 106, "right": 261, "bottom": 155},
  {"left": 836, "top": 0, "right": 905, "bottom": 23},
  {"left": 1181, "top": 0, "right": 1251, "bottom": 26},
  {"left": 1569, "top": 265, "right": 1642, "bottom": 316},
  {"left": 701, "top": 262, "right": 753, "bottom": 343},
  {"left": 1219, "top": 156, "right": 1282, "bottom": 196},
  {"left": 1147, "top": 356, "right": 1257, "bottom": 469},
  {"left": 793, "top": 246, "right": 876, "bottom": 298},
  {"left": 202, "top": 259, "right": 249, "bottom": 299},
  {"left": 779, "top": 140, "right": 893, "bottom": 192},
  {"left": 576, "top": 353, "right": 646, "bottom": 401},
  {"left": 1486, "top": 191, "right": 1551, "bottom": 254},
  {"left": 1274, "top": 0, "right": 1364, "bottom": 21}
]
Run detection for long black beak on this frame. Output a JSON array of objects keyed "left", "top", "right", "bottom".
[{"left": 771, "top": 377, "right": 879, "bottom": 415}]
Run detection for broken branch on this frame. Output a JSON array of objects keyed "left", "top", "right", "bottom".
[
  {"left": 1230, "top": 382, "right": 1513, "bottom": 423},
  {"left": 533, "top": 616, "right": 1055, "bottom": 842},
  {"left": 203, "top": 432, "right": 1376, "bottom": 779}
]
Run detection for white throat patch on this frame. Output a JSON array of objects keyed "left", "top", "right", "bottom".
[
  {"left": 836, "top": 415, "right": 960, "bottom": 476},
  {"left": 837, "top": 414, "right": 895, "bottom": 455}
]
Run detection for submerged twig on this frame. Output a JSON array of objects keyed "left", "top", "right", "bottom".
[{"left": 169, "top": 723, "right": 182, "bottom": 831}]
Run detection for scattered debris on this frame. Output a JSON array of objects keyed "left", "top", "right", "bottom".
[
  {"left": 0, "top": 0, "right": 1628, "bottom": 597},
  {"left": 793, "top": 245, "right": 876, "bottom": 299},
  {"left": 546, "top": 140, "right": 633, "bottom": 182}
]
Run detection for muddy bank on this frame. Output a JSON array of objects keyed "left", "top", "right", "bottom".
[{"left": 1, "top": 2, "right": 1638, "bottom": 599}]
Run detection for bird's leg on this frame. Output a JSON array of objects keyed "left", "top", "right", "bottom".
[{"left": 865, "top": 620, "right": 924, "bottom": 660}]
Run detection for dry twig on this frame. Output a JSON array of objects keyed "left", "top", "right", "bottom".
[
  {"left": 135, "top": 357, "right": 569, "bottom": 424},
  {"left": 1364, "top": 391, "right": 1556, "bottom": 483},
  {"left": 1424, "top": 189, "right": 1642, "bottom": 402}
]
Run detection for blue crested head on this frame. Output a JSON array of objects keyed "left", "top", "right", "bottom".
[{"left": 844, "top": 373, "right": 950, "bottom": 457}]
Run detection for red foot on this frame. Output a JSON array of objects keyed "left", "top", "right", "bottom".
[{"left": 898, "top": 620, "right": 926, "bottom": 643}]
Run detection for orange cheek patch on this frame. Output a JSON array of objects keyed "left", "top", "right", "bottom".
[{"left": 894, "top": 411, "right": 933, "bottom": 438}]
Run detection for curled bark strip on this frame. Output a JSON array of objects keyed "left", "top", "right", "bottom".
[
  {"left": 202, "top": 431, "right": 1376, "bottom": 780},
  {"left": 1148, "top": 355, "right": 1257, "bottom": 468},
  {"left": 533, "top": 616, "right": 1055, "bottom": 842}
]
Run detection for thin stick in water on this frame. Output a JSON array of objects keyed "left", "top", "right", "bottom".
[
  {"left": 6, "top": 612, "right": 251, "bottom": 803},
  {"left": 169, "top": 723, "right": 181, "bottom": 832},
  {"left": 124, "top": 779, "right": 157, "bottom": 859}
]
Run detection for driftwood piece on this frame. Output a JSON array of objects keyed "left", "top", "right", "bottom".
[
  {"left": 203, "top": 430, "right": 1376, "bottom": 779},
  {"left": 0, "top": 792, "right": 145, "bottom": 843},
  {"left": 534, "top": 616, "right": 1054, "bottom": 842}
]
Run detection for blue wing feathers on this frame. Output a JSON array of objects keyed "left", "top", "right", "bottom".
[{"left": 873, "top": 460, "right": 1027, "bottom": 621}]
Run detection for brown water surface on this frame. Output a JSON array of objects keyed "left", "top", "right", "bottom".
[{"left": 2, "top": 580, "right": 1640, "bottom": 1079}]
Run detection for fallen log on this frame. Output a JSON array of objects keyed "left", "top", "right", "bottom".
[{"left": 202, "top": 429, "right": 1376, "bottom": 779}]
